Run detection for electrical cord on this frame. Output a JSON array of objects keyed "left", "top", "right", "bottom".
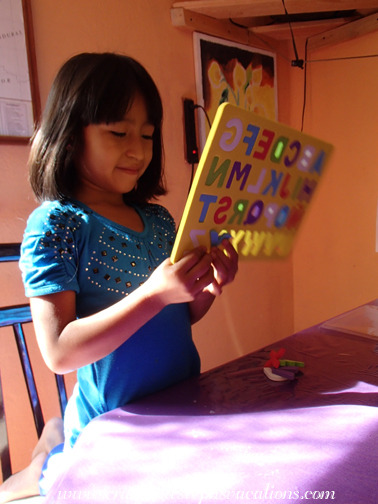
[
  {"left": 301, "top": 38, "right": 309, "bottom": 132},
  {"left": 188, "top": 163, "right": 195, "bottom": 195},
  {"left": 193, "top": 104, "right": 212, "bottom": 129},
  {"left": 280, "top": 0, "right": 304, "bottom": 68},
  {"left": 186, "top": 104, "right": 211, "bottom": 195}
]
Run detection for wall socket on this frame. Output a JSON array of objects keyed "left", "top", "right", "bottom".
[{"left": 183, "top": 98, "right": 199, "bottom": 164}]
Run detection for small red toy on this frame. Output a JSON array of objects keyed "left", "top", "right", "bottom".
[
  {"left": 264, "top": 348, "right": 286, "bottom": 369},
  {"left": 264, "top": 348, "right": 305, "bottom": 382}
]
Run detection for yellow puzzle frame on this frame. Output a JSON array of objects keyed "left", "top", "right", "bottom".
[{"left": 171, "top": 103, "right": 333, "bottom": 262}]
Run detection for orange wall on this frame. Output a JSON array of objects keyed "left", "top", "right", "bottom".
[
  {"left": 292, "top": 33, "right": 378, "bottom": 331},
  {"left": 0, "top": 0, "right": 295, "bottom": 474}
]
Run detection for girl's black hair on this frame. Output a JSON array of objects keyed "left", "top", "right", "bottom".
[{"left": 29, "top": 52, "right": 166, "bottom": 204}]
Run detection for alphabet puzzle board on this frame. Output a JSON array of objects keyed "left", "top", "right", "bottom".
[{"left": 171, "top": 103, "right": 333, "bottom": 262}]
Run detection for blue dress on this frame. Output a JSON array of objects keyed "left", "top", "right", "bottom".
[{"left": 20, "top": 199, "right": 200, "bottom": 449}]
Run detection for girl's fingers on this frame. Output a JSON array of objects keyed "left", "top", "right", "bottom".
[
  {"left": 178, "top": 246, "right": 208, "bottom": 273},
  {"left": 205, "top": 280, "right": 222, "bottom": 297},
  {"left": 211, "top": 250, "right": 228, "bottom": 283},
  {"left": 170, "top": 241, "right": 237, "bottom": 299},
  {"left": 189, "top": 256, "right": 214, "bottom": 283},
  {"left": 221, "top": 239, "right": 239, "bottom": 268},
  {"left": 172, "top": 247, "right": 215, "bottom": 296},
  {"left": 179, "top": 247, "right": 214, "bottom": 282},
  {"left": 194, "top": 267, "right": 215, "bottom": 294},
  {"left": 211, "top": 240, "right": 239, "bottom": 285}
]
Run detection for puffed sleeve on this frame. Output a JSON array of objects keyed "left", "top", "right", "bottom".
[
  {"left": 157, "top": 205, "right": 176, "bottom": 235},
  {"left": 20, "top": 202, "right": 81, "bottom": 297},
  {"left": 142, "top": 204, "right": 176, "bottom": 257}
]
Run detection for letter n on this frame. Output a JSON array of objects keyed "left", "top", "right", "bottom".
[{"left": 205, "top": 156, "right": 231, "bottom": 188}]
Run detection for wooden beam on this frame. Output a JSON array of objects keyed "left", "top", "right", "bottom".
[
  {"left": 253, "top": 18, "right": 352, "bottom": 40},
  {"left": 308, "top": 10, "right": 378, "bottom": 51},
  {"left": 171, "top": 7, "right": 279, "bottom": 51},
  {"left": 172, "top": 0, "right": 378, "bottom": 20},
  {"left": 172, "top": 0, "right": 285, "bottom": 19},
  {"left": 171, "top": 7, "right": 248, "bottom": 43},
  {"left": 286, "top": 0, "right": 378, "bottom": 15}
]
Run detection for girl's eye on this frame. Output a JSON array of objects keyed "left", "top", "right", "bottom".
[
  {"left": 142, "top": 134, "right": 154, "bottom": 140},
  {"left": 110, "top": 131, "right": 126, "bottom": 138}
]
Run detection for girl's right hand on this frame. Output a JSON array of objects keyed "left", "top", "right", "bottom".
[{"left": 145, "top": 247, "right": 215, "bottom": 306}]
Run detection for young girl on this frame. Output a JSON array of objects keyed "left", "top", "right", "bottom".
[{"left": 0, "top": 52, "right": 238, "bottom": 501}]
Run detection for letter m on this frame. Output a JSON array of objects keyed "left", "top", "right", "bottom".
[{"left": 226, "top": 161, "right": 252, "bottom": 191}]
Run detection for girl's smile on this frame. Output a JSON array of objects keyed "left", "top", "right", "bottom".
[{"left": 74, "top": 93, "right": 154, "bottom": 204}]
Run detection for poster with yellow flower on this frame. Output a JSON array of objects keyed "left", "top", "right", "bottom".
[{"left": 194, "top": 33, "right": 277, "bottom": 151}]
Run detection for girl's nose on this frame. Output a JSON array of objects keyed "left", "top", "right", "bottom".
[{"left": 125, "top": 136, "right": 145, "bottom": 161}]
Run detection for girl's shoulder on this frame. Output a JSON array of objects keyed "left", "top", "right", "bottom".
[
  {"left": 22, "top": 199, "right": 94, "bottom": 262},
  {"left": 139, "top": 203, "right": 175, "bottom": 229},
  {"left": 26, "top": 199, "right": 92, "bottom": 233},
  {"left": 21, "top": 200, "right": 88, "bottom": 296}
]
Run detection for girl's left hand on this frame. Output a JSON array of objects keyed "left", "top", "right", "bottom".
[{"left": 205, "top": 239, "right": 239, "bottom": 296}]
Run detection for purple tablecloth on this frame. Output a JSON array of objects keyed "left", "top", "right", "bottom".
[{"left": 45, "top": 307, "right": 378, "bottom": 504}]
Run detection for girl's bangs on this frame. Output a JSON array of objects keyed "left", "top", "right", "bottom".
[
  {"left": 83, "top": 68, "right": 162, "bottom": 127},
  {"left": 86, "top": 76, "right": 138, "bottom": 125}
]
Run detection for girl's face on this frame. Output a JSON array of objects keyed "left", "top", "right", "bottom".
[{"left": 74, "top": 94, "right": 154, "bottom": 203}]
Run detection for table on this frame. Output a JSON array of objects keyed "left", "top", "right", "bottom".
[{"left": 45, "top": 303, "right": 378, "bottom": 504}]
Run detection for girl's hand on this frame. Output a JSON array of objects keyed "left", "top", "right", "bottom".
[
  {"left": 145, "top": 246, "right": 215, "bottom": 307},
  {"left": 205, "top": 239, "right": 239, "bottom": 296}
]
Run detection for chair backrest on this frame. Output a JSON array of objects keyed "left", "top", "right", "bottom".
[{"left": 0, "top": 243, "right": 67, "bottom": 481}]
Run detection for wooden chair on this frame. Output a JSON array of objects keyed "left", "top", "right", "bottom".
[{"left": 0, "top": 243, "right": 67, "bottom": 482}]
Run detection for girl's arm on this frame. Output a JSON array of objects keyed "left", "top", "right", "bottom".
[
  {"left": 188, "top": 239, "right": 239, "bottom": 324},
  {"left": 31, "top": 247, "right": 214, "bottom": 374}
]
